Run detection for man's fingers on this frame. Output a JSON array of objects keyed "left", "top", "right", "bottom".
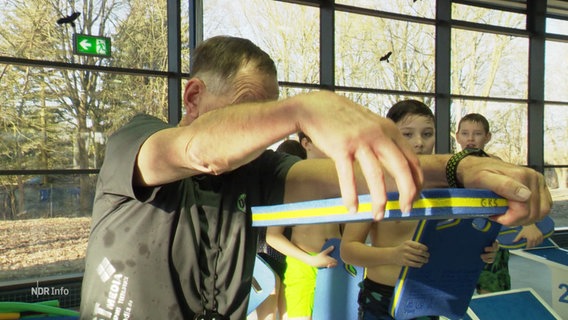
[
  {"left": 325, "top": 110, "right": 423, "bottom": 219},
  {"left": 536, "top": 173, "right": 552, "bottom": 222},
  {"left": 334, "top": 156, "right": 358, "bottom": 214},
  {"left": 355, "top": 146, "right": 386, "bottom": 220},
  {"left": 474, "top": 170, "right": 551, "bottom": 226},
  {"left": 491, "top": 198, "right": 530, "bottom": 226},
  {"left": 395, "top": 136, "right": 424, "bottom": 190},
  {"left": 351, "top": 117, "right": 422, "bottom": 217},
  {"left": 374, "top": 136, "right": 421, "bottom": 214}
]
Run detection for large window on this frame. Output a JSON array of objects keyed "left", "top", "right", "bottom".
[
  {"left": 203, "top": 0, "right": 320, "bottom": 84},
  {"left": 544, "top": 21, "right": 568, "bottom": 230},
  {"left": 1, "top": 0, "right": 568, "bottom": 287},
  {"left": 452, "top": 2, "right": 526, "bottom": 29},
  {"left": 0, "top": 0, "right": 184, "bottom": 284},
  {"left": 335, "top": 11, "right": 435, "bottom": 93},
  {"left": 450, "top": 30, "right": 528, "bottom": 99},
  {"left": 0, "top": 1, "right": 171, "bottom": 71},
  {"left": 449, "top": 5, "right": 529, "bottom": 164},
  {"left": 336, "top": 0, "right": 436, "bottom": 19}
]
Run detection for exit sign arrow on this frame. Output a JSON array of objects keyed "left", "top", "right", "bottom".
[
  {"left": 79, "top": 39, "right": 92, "bottom": 51},
  {"left": 73, "top": 33, "right": 111, "bottom": 57}
]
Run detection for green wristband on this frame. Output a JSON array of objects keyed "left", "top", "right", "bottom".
[{"left": 446, "top": 148, "right": 489, "bottom": 188}]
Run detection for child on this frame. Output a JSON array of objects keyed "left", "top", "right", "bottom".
[
  {"left": 253, "top": 139, "right": 306, "bottom": 320},
  {"left": 456, "top": 113, "right": 544, "bottom": 294},
  {"left": 266, "top": 132, "right": 343, "bottom": 320},
  {"left": 455, "top": 113, "right": 495, "bottom": 155},
  {"left": 341, "top": 101, "right": 498, "bottom": 320}
]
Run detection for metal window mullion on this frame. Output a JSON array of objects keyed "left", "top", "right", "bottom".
[
  {"left": 167, "top": 0, "right": 182, "bottom": 125},
  {"left": 436, "top": 0, "right": 452, "bottom": 154},
  {"left": 527, "top": 0, "right": 546, "bottom": 173},
  {"left": 190, "top": 0, "right": 204, "bottom": 52},
  {"left": 320, "top": 0, "right": 335, "bottom": 91}
]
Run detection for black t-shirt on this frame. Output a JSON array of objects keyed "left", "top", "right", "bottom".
[{"left": 80, "top": 114, "right": 299, "bottom": 320}]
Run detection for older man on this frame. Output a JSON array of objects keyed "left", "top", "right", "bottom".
[{"left": 80, "top": 36, "right": 551, "bottom": 320}]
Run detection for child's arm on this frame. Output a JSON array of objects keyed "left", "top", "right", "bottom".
[
  {"left": 266, "top": 226, "right": 337, "bottom": 268},
  {"left": 340, "top": 222, "right": 429, "bottom": 268}
]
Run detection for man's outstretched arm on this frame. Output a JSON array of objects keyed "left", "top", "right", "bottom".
[
  {"left": 136, "top": 91, "right": 422, "bottom": 218},
  {"left": 283, "top": 154, "right": 551, "bottom": 227}
]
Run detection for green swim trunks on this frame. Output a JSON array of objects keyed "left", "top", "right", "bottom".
[{"left": 283, "top": 254, "right": 318, "bottom": 317}]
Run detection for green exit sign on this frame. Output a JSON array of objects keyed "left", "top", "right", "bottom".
[{"left": 73, "top": 34, "right": 111, "bottom": 57}]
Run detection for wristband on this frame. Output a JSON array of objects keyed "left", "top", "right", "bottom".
[{"left": 446, "top": 148, "right": 488, "bottom": 188}]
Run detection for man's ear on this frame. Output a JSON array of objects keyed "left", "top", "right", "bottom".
[
  {"left": 486, "top": 132, "right": 492, "bottom": 143},
  {"left": 300, "top": 137, "right": 310, "bottom": 150},
  {"left": 183, "top": 78, "right": 206, "bottom": 119}
]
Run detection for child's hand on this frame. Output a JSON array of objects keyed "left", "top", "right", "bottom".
[
  {"left": 309, "top": 245, "right": 338, "bottom": 268},
  {"left": 393, "top": 240, "right": 429, "bottom": 268},
  {"left": 481, "top": 241, "right": 499, "bottom": 264},
  {"left": 514, "top": 224, "right": 544, "bottom": 249}
]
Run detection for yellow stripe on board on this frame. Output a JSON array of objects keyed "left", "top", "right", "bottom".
[
  {"left": 412, "top": 220, "right": 428, "bottom": 242},
  {"left": 253, "top": 197, "right": 508, "bottom": 222},
  {"left": 390, "top": 219, "right": 428, "bottom": 316},
  {"left": 386, "top": 197, "right": 508, "bottom": 210},
  {"left": 391, "top": 266, "right": 409, "bottom": 316},
  {"left": 255, "top": 205, "right": 350, "bottom": 221}
]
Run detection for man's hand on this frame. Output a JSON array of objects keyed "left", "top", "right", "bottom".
[
  {"left": 457, "top": 156, "right": 552, "bottom": 226},
  {"left": 296, "top": 91, "right": 423, "bottom": 220}
]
